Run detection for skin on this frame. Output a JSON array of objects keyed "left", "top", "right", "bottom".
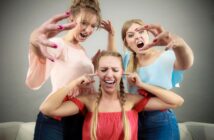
[
  {"left": 40, "top": 55, "right": 184, "bottom": 117},
  {"left": 29, "top": 10, "right": 100, "bottom": 62},
  {"left": 106, "top": 21, "right": 194, "bottom": 70},
  {"left": 125, "top": 23, "right": 194, "bottom": 70}
]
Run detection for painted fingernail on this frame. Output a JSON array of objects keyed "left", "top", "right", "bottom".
[
  {"left": 65, "top": 11, "right": 71, "bottom": 16},
  {"left": 165, "top": 48, "right": 169, "bottom": 51},
  {"left": 144, "top": 25, "right": 149, "bottom": 28},
  {"left": 57, "top": 25, "right": 64, "bottom": 30},
  {"left": 53, "top": 44, "right": 58, "bottom": 48},
  {"left": 48, "top": 58, "right": 55, "bottom": 62},
  {"left": 153, "top": 39, "right": 157, "bottom": 43}
]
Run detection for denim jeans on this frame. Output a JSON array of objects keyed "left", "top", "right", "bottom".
[
  {"left": 62, "top": 113, "right": 84, "bottom": 140},
  {"left": 138, "top": 109, "right": 180, "bottom": 140},
  {"left": 34, "top": 112, "right": 63, "bottom": 140}
]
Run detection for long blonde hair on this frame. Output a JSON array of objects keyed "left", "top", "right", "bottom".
[
  {"left": 121, "top": 19, "right": 145, "bottom": 73},
  {"left": 90, "top": 51, "right": 131, "bottom": 140},
  {"left": 70, "top": 0, "right": 102, "bottom": 27}
]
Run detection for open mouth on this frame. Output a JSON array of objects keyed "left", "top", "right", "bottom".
[
  {"left": 104, "top": 80, "right": 116, "bottom": 85},
  {"left": 137, "top": 41, "right": 144, "bottom": 49},
  {"left": 80, "top": 33, "right": 88, "bottom": 38}
]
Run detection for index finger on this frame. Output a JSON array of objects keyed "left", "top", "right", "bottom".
[
  {"left": 88, "top": 74, "right": 97, "bottom": 77},
  {"left": 143, "top": 24, "right": 165, "bottom": 34},
  {"left": 122, "top": 73, "right": 130, "bottom": 76},
  {"left": 49, "top": 12, "right": 72, "bottom": 23}
]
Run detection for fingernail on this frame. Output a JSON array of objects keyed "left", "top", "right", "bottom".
[
  {"left": 53, "top": 44, "right": 58, "bottom": 48},
  {"left": 65, "top": 11, "right": 71, "bottom": 16},
  {"left": 165, "top": 48, "right": 169, "bottom": 51},
  {"left": 153, "top": 39, "right": 157, "bottom": 43},
  {"left": 49, "top": 59, "right": 55, "bottom": 62},
  {"left": 144, "top": 25, "right": 148, "bottom": 29},
  {"left": 57, "top": 25, "right": 64, "bottom": 30}
]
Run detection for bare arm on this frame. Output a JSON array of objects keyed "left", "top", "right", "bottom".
[
  {"left": 100, "top": 20, "right": 118, "bottom": 52},
  {"left": 30, "top": 11, "right": 76, "bottom": 61},
  {"left": 141, "top": 24, "right": 194, "bottom": 70},
  {"left": 128, "top": 73, "right": 184, "bottom": 110},
  {"left": 40, "top": 74, "right": 94, "bottom": 117}
]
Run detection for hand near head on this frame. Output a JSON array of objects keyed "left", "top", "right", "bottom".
[
  {"left": 76, "top": 74, "right": 96, "bottom": 87},
  {"left": 139, "top": 24, "right": 186, "bottom": 51},
  {"left": 66, "top": 74, "right": 96, "bottom": 98},
  {"left": 127, "top": 73, "right": 143, "bottom": 88},
  {"left": 30, "top": 11, "right": 76, "bottom": 61},
  {"left": 91, "top": 49, "right": 101, "bottom": 67},
  {"left": 100, "top": 20, "right": 115, "bottom": 36}
]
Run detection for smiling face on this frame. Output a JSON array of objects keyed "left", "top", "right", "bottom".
[
  {"left": 72, "top": 9, "right": 98, "bottom": 42},
  {"left": 97, "top": 55, "right": 123, "bottom": 94}
]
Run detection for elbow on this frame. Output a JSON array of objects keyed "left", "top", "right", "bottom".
[
  {"left": 183, "top": 59, "right": 194, "bottom": 70},
  {"left": 171, "top": 97, "right": 184, "bottom": 109},
  {"left": 39, "top": 104, "right": 52, "bottom": 116},
  {"left": 25, "top": 79, "right": 40, "bottom": 90},
  {"left": 182, "top": 53, "right": 194, "bottom": 70}
]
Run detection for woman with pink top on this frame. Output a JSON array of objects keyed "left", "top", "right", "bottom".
[{"left": 25, "top": 0, "right": 113, "bottom": 140}]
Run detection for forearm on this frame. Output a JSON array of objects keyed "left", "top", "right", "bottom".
[
  {"left": 30, "top": 43, "right": 45, "bottom": 60},
  {"left": 40, "top": 81, "right": 77, "bottom": 115},
  {"left": 107, "top": 33, "right": 117, "bottom": 52},
  {"left": 138, "top": 83, "right": 184, "bottom": 107},
  {"left": 173, "top": 38, "right": 194, "bottom": 70}
]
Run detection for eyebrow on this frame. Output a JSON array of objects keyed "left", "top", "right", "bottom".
[
  {"left": 100, "top": 67, "right": 120, "bottom": 69},
  {"left": 127, "top": 32, "right": 134, "bottom": 34}
]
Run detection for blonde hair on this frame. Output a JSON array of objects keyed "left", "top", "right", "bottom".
[
  {"left": 121, "top": 19, "right": 145, "bottom": 73},
  {"left": 70, "top": 0, "right": 101, "bottom": 27},
  {"left": 90, "top": 51, "right": 131, "bottom": 140}
]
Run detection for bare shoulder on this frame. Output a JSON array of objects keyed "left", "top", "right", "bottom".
[{"left": 77, "top": 94, "right": 97, "bottom": 110}]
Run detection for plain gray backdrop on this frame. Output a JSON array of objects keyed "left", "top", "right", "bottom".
[{"left": 0, "top": 0, "right": 214, "bottom": 123}]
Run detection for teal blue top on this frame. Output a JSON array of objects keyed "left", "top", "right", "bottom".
[{"left": 123, "top": 50, "right": 183, "bottom": 94}]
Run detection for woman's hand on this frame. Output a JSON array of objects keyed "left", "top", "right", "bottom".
[
  {"left": 100, "top": 20, "right": 114, "bottom": 36},
  {"left": 127, "top": 73, "right": 143, "bottom": 88},
  {"left": 76, "top": 74, "right": 96, "bottom": 87},
  {"left": 100, "top": 20, "right": 117, "bottom": 52},
  {"left": 66, "top": 74, "right": 96, "bottom": 97},
  {"left": 138, "top": 24, "right": 186, "bottom": 51},
  {"left": 30, "top": 11, "right": 76, "bottom": 61}
]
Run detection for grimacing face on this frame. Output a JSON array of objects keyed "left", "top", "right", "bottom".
[
  {"left": 72, "top": 10, "right": 98, "bottom": 42},
  {"left": 97, "top": 56, "right": 123, "bottom": 94},
  {"left": 125, "top": 23, "right": 150, "bottom": 54}
]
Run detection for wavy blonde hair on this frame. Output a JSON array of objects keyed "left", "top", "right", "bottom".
[
  {"left": 121, "top": 19, "right": 145, "bottom": 73},
  {"left": 90, "top": 51, "right": 131, "bottom": 140},
  {"left": 70, "top": 0, "right": 101, "bottom": 28}
]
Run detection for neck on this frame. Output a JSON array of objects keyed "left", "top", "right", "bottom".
[
  {"left": 101, "top": 89, "right": 118, "bottom": 101},
  {"left": 63, "top": 30, "right": 79, "bottom": 46},
  {"left": 137, "top": 48, "right": 155, "bottom": 62}
]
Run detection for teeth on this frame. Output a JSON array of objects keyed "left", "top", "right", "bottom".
[
  {"left": 137, "top": 40, "right": 143, "bottom": 44},
  {"left": 80, "top": 33, "right": 87, "bottom": 38},
  {"left": 105, "top": 80, "right": 115, "bottom": 84}
]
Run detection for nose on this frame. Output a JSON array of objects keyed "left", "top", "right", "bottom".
[
  {"left": 135, "top": 32, "right": 141, "bottom": 39},
  {"left": 105, "top": 69, "right": 114, "bottom": 78},
  {"left": 84, "top": 26, "right": 94, "bottom": 34}
]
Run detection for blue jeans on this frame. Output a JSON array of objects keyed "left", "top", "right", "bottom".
[
  {"left": 138, "top": 109, "right": 180, "bottom": 140},
  {"left": 62, "top": 113, "right": 84, "bottom": 140},
  {"left": 34, "top": 112, "right": 63, "bottom": 140}
]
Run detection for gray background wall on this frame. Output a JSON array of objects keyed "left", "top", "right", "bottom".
[{"left": 0, "top": 0, "right": 213, "bottom": 123}]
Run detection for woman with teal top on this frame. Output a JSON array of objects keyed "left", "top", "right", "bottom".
[{"left": 104, "top": 19, "right": 194, "bottom": 140}]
